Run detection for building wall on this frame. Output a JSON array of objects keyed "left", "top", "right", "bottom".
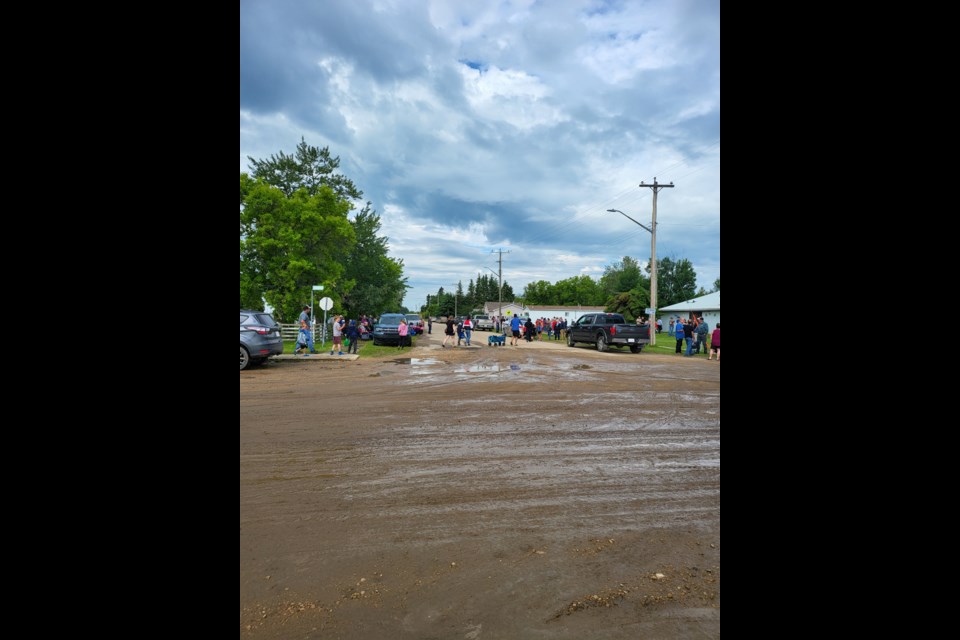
[
  {"left": 484, "top": 302, "right": 525, "bottom": 317},
  {"left": 527, "top": 307, "right": 604, "bottom": 323},
  {"left": 662, "top": 309, "right": 721, "bottom": 329}
]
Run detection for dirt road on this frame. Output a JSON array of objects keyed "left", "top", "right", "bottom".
[{"left": 240, "top": 331, "right": 720, "bottom": 638}]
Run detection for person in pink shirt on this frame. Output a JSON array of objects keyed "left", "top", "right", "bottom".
[{"left": 397, "top": 318, "right": 409, "bottom": 351}]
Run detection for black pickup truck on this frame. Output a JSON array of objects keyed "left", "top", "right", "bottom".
[{"left": 566, "top": 313, "right": 651, "bottom": 353}]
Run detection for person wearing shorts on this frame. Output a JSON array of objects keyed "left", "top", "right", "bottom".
[
  {"left": 708, "top": 323, "right": 720, "bottom": 361},
  {"left": 510, "top": 315, "right": 522, "bottom": 346}
]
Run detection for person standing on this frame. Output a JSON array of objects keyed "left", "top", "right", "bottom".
[
  {"left": 397, "top": 318, "right": 409, "bottom": 350},
  {"left": 683, "top": 318, "right": 695, "bottom": 356},
  {"left": 656, "top": 318, "right": 663, "bottom": 334},
  {"left": 463, "top": 315, "right": 473, "bottom": 346},
  {"left": 510, "top": 314, "right": 522, "bottom": 346},
  {"left": 331, "top": 314, "right": 345, "bottom": 356},
  {"left": 295, "top": 305, "right": 317, "bottom": 355},
  {"left": 674, "top": 318, "right": 685, "bottom": 353},
  {"left": 708, "top": 323, "right": 720, "bottom": 361},
  {"left": 442, "top": 315, "right": 456, "bottom": 348},
  {"left": 345, "top": 319, "right": 360, "bottom": 354},
  {"left": 427, "top": 317, "right": 432, "bottom": 334},
  {"left": 695, "top": 319, "right": 710, "bottom": 354}
]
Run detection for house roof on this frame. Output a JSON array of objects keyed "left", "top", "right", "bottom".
[{"left": 660, "top": 291, "right": 720, "bottom": 312}]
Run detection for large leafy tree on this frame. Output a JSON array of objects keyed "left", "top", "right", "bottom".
[
  {"left": 652, "top": 257, "right": 698, "bottom": 307},
  {"left": 341, "top": 205, "right": 408, "bottom": 317},
  {"left": 552, "top": 275, "right": 606, "bottom": 306},
  {"left": 523, "top": 280, "right": 555, "bottom": 304},
  {"left": 240, "top": 179, "right": 354, "bottom": 322},
  {"left": 247, "top": 137, "right": 362, "bottom": 200},
  {"left": 713, "top": 276, "right": 720, "bottom": 292},
  {"left": 600, "top": 256, "right": 649, "bottom": 298},
  {"left": 241, "top": 141, "right": 406, "bottom": 320},
  {"left": 605, "top": 289, "right": 650, "bottom": 321}
]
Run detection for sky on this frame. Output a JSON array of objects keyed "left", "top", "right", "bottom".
[{"left": 240, "top": 0, "right": 720, "bottom": 312}]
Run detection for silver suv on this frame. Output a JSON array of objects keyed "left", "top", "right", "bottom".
[{"left": 240, "top": 310, "right": 283, "bottom": 370}]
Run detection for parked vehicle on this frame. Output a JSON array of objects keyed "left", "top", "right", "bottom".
[
  {"left": 372, "top": 313, "right": 407, "bottom": 346},
  {"left": 405, "top": 314, "right": 424, "bottom": 335},
  {"left": 566, "top": 313, "right": 650, "bottom": 353},
  {"left": 240, "top": 310, "right": 283, "bottom": 370},
  {"left": 473, "top": 314, "right": 493, "bottom": 330}
]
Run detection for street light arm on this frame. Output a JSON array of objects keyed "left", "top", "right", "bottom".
[{"left": 606, "top": 209, "right": 652, "bottom": 234}]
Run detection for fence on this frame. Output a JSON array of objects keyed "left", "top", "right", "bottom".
[{"left": 280, "top": 323, "right": 326, "bottom": 344}]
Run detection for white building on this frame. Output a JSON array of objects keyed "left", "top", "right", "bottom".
[
  {"left": 481, "top": 302, "right": 606, "bottom": 324},
  {"left": 482, "top": 302, "right": 526, "bottom": 318},
  {"left": 525, "top": 305, "right": 605, "bottom": 324},
  {"left": 660, "top": 291, "right": 720, "bottom": 328}
]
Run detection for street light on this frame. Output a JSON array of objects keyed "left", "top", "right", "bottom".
[{"left": 608, "top": 193, "right": 667, "bottom": 346}]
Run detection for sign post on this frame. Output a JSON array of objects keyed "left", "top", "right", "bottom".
[
  {"left": 311, "top": 285, "right": 324, "bottom": 342},
  {"left": 318, "top": 296, "right": 334, "bottom": 349}
]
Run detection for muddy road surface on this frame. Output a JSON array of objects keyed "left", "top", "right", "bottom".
[{"left": 240, "top": 333, "right": 720, "bottom": 638}]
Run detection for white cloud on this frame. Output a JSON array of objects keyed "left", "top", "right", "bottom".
[{"left": 241, "top": 0, "right": 720, "bottom": 311}]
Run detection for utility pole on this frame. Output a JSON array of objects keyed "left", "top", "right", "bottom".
[
  {"left": 491, "top": 248, "right": 510, "bottom": 332},
  {"left": 638, "top": 177, "right": 673, "bottom": 346}
]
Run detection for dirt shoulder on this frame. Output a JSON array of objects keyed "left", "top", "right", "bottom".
[{"left": 241, "top": 331, "right": 720, "bottom": 638}]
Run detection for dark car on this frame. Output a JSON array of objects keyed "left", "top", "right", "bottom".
[
  {"left": 405, "top": 314, "right": 424, "bottom": 335},
  {"left": 372, "top": 313, "right": 408, "bottom": 346},
  {"left": 240, "top": 310, "right": 283, "bottom": 370}
]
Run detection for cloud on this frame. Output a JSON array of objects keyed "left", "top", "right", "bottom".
[{"left": 240, "top": 0, "right": 720, "bottom": 309}]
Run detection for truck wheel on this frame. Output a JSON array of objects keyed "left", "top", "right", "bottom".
[
  {"left": 630, "top": 345, "right": 640, "bottom": 353},
  {"left": 567, "top": 334, "right": 576, "bottom": 347},
  {"left": 596, "top": 334, "right": 608, "bottom": 352}
]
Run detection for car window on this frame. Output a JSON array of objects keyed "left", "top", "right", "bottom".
[
  {"left": 579, "top": 316, "right": 593, "bottom": 326},
  {"left": 254, "top": 313, "right": 277, "bottom": 326},
  {"left": 240, "top": 313, "right": 249, "bottom": 324},
  {"left": 379, "top": 314, "right": 405, "bottom": 324}
]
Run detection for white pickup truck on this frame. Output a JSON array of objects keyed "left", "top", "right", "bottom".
[{"left": 473, "top": 314, "right": 494, "bottom": 330}]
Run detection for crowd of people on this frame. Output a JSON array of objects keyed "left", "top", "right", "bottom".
[
  {"left": 297, "top": 308, "right": 719, "bottom": 362},
  {"left": 670, "top": 316, "right": 720, "bottom": 361},
  {"left": 295, "top": 308, "right": 378, "bottom": 356}
]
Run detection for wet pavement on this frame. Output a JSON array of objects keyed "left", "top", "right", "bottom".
[{"left": 241, "top": 331, "right": 720, "bottom": 638}]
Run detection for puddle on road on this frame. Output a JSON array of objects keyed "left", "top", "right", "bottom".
[
  {"left": 460, "top": 363, "right": 522, "bottom": 373},
  {"left": 573, "top": 364, "right": 591, "bottom": 370},
  {"left": 392, "top": 358, "right": 442, "bottom": 366}
]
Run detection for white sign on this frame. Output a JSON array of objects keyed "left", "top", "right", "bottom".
[
  {"left": 645, "top": 308, "right": 655, "bottom": 314},
  {"left": 312, "top": 285, "right": 324, "bottom": 291},
  {"left": 318, "top": 296, "right": 334, "bottom": 311}
]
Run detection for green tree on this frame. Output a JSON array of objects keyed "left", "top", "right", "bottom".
[
  {"left": 523, "top": 280, "right": 555, "bottom": 304},
  {"left": 713, "top": 276, "right": 720, "bottom": 292},
  {"left": 247, "top": 137, "right": 362, "bottom": 200},
  {"left": 553, "top": 275, "right": 606, "bottom": 306},
  {"left": 605, "top": 289, "right": 650, "bottom": 321},
  {"left": 600, "top": 256, "right": 649, "bottom": 297},
  {"left": 652, "top": 257, "right": 697, "bottom": 307},
  {"left": 341, "top": 205, "right": 407, "bottom": 317},
  {"left": 240, "top": 178, "right": 355, "bottom": 322}
]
